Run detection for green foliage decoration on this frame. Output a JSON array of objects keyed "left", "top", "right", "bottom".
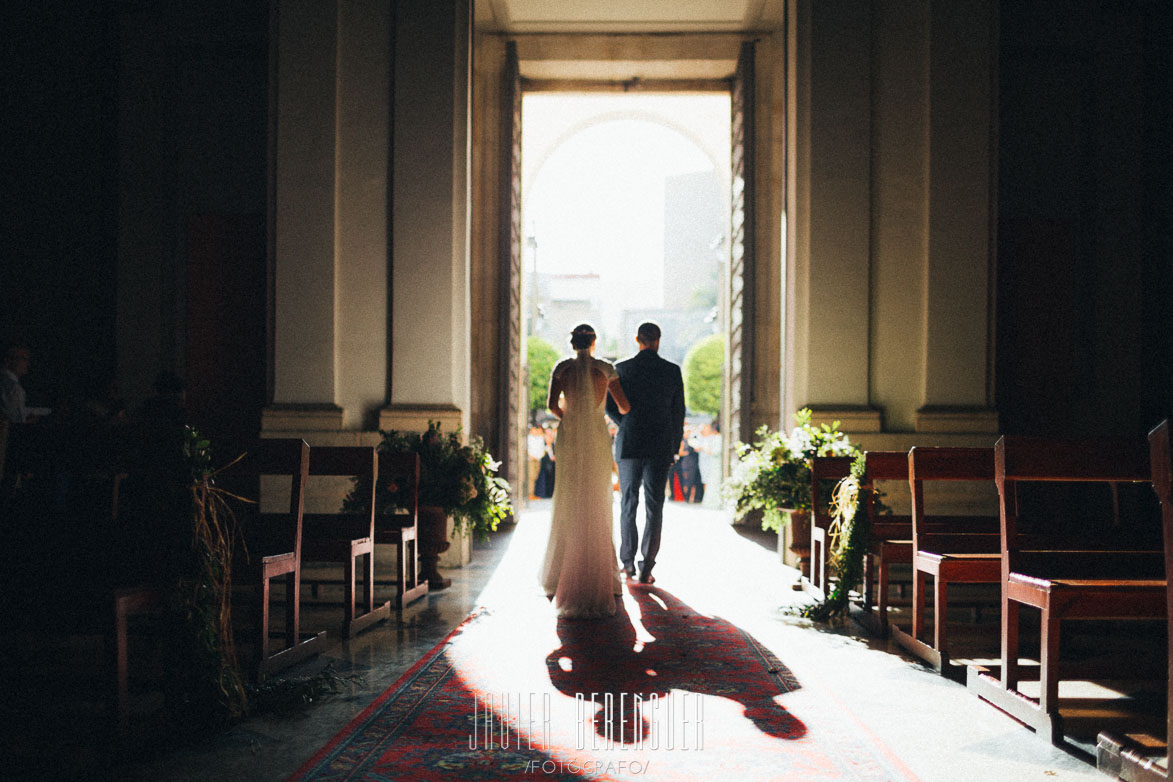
[
  {"left": 346, "top": 421, "right": 512, "bottom": 542},
  {"left": 163, "top": 427, "right": 249, "bottom": 727},
  {"left": 682, "top": 333, "right": 723, "bottom": 416},
  {"left": 801, "top": 451, "right": 872, "bottom": 621},
  {"left": 722, "top": 408, "right": 858, "bottom": 533}
]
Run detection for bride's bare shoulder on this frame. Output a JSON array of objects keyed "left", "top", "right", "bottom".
[
  {"left": 592, "top": 357, "right": 618, "bottom": 377},
  {"left": 551, "top": 357, "right": 576, "bottom": 377}
]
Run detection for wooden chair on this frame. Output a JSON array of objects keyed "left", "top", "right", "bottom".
[
  {"left": 112, "top": 584, "right": 160, "bottom": 735},
  {"left": 0, "top": 418, "right": 8, "bottom": 486},
  {"left": 374, "top": 451, "right": 428, "bottom": 608},
  {"left": 968, "top": 435, "right": 1165, "bottom": 744},
  {"left": 225, "top": 438, "right": 326, "bottom": 681},
  {"left": 103, "top": 471, "right": 167, "bottom": 737},
  {"left": 1097, "top": 419, "right": 1173, "bottom": 780},
  {"left": 301, "top": 446, "right": 392, "bottom": 637},
  {"left": 806, "top": 455, "right": 854, "bottom": 601},
  {"left": 890, "top": 447, "right": 1002, "bottom": 673},
  {"left": 858, "top": 450, "right": 913, "bottom": 636}
]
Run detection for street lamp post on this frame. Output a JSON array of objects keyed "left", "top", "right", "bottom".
[{"left": 526, "top": 232, "right": 539, "bottom": 337}]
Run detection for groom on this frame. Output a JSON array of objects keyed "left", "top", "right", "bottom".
[{"left": 605, "top": 322, "right": 686, "bottom": 585}]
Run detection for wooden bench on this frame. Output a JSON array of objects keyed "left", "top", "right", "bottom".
[
  {"left": 967, "top": 434, "right": 1165, "bottom": 744},
  {"left": 112, "top": 584, "right": 161, "bottom": 736},
  {"left": 806, "top": 455, "right": 855, "bottom": 601},
  {"left": 375, "top": 452, "right": 429, "bottom": 608},
  {"left": 1096, "top": 419, "right": 1173, "bottom": 780},
  {"left": 226, "top": 438, "right": 327, "bottom": 681},
  {"left": 890, "top": 447, "right": 1002, "bottom": 673},
  {"left": 858, "top": 450, "right": 913, "bottom": 636},
  {"left": 301, "top": 446, "right": 392, "bottom": 637}
]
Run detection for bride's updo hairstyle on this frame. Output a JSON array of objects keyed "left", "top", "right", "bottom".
[{"left": 569, "top": 323, "right": 596, "bottom": 351}]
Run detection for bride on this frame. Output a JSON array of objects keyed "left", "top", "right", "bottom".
[{"left": 539, "top": 324, "right": 631, "bottom": 618}]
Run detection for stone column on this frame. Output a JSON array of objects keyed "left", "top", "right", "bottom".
[
  {"left": 380, "top": 0, "right": 473, "bottom": 437},
  {"left": 792, "top": 0, "right": 881, "bottom": 433},
  {"left": 263, "top": 0, "right": 392, "bottom": 434},
  {"left": 917, "top": 0, "right": 998, "bottom": 434},
  {"left": 265, "top": 0, "right": 340, "bottom": 432},
  {"left": 789, "top": 0, "right": 997, "bottom": 436}
]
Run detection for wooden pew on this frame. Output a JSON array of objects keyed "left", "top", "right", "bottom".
[
  {"left": 225, "top": 438, "right": 327, "bottom": 681},
  {"left": 858, "top": 450, "right": 913, "bottom": 636},
  {"left": 968, "top": 435, "right": 1165, "bottom": 744},
  {"left": 301, "top": 446, "right": 392, "bottom": 637},
  {"left": 890, "top": 447, "right": 1002, "bottom": 673},
  {"left": 105, "top": 472, "right": 168, "bottom": 737},
  {"left": 806, "top": 455, "right": 855, "bottom": 601},
  {"left": 375, "top": 451, "right": 429, "bottom": 608},
  {"left": 1097, "top": 419, "right": 1172, "bottom": 780},
  {"left": 112, "top": 584, "right": 161, "bottom": 736}
]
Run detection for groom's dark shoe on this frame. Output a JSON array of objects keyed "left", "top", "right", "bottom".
[
  {"left": 623, "top": 564, "right": 637, "bottom": 580},
  {"left": 638, "top": 569, "right": 655, "bottom": 585}
]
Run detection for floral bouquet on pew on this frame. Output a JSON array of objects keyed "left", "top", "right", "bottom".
[
  {"left": 722, "top": 408, "right": 858, "bottom": 533},
  {"left": 345, "top": 421, "right": 512, "bottom": 542}
]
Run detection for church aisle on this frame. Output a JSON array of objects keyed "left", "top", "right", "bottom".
[{"left": 115, "top": 501, "right": 1103, "bottom": 781}]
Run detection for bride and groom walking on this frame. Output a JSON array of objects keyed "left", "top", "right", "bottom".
[{"left": 539, "top": 322, "right": 686, "bottom": 619}]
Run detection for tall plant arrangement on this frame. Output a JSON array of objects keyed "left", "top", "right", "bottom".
[
  {"left": 723, "top": 408, "right": 858, "bottom": 532},
  {"left": 158, "top": 427, "right": 249, "bottom": 727},
  {"left": 346, "top": 421, "right": 512, "bottom": 541},
  {"left": 801, "top": 451, "right": 872, "bottom": 621}
]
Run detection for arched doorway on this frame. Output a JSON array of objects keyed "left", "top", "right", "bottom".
[{"left": 491, "top": 39, "right": 759, "bottom": 506}]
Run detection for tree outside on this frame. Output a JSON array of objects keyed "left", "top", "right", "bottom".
[
  {"left": 527, "top": 336, "right": 560, "bottom": 418},
  {"left": 683, "top": 333, "right": 723, "bottom": 416}
]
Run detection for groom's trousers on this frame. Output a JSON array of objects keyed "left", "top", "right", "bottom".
[{"left": 617, "top": 457, "right": 672, "bottom": 574}]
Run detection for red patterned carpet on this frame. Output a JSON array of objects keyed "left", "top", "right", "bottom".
[{"left": 289, "top": 585, "right": 919, "bottom": 782}]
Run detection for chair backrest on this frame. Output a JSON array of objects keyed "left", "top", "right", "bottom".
[
  {"left": 864, "top": 451, "right": 908, "bottom": 482},
  {"left": 810, "top": 455, "right": 854, "bottom": 527},
  {"left": 376, "top": 451, "right": 420, "bottom": 522},
  {"left": 908, "top": 446, "right": 997, "bottom": 555},
  {"left": 1150, "top": 420, "right": 1173, "bottom": 768},
  {"left": 1152, "top": 421, "right": 1172, "bottom": 517},
  {"left": 862, "top": 450, "right": 911, "bottom": 536},
  {"left": 995, "top": 434, "right": 1154, "bottom": 564},
  {"left": 306, "top": 445, "right": 377, "bottom": 537},
  {"left": 222, "top": 438, "right": 310, "bottom": 559}
]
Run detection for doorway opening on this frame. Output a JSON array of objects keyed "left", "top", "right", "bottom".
[{"left": 519, "top": 93, "right": 731, "bottom": 507}]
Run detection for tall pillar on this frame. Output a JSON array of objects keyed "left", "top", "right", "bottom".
[
  {"left": 917, "top": 0, "right": 998, "bottom": 434},
  {"left": 263, "top": 0, "right": 392, "bottom": 435},
  {"left": 793, "top": 0, "right": 881, "bottom": 433},
  {"left": 380, "top": 0, "right": 473, "bottom": 436},
  {"left": 336, "top": 0, "right": 391, "bottom": 430},
  {"left": 264, "top": 0, "right": 341, "bottom": 431},
  {"left": 789, "top": 0, "right": 997, "bottom": 437}
]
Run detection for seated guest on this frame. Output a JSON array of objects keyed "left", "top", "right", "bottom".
[
  {"left": 1, "top": 343, "right": 33, "bottom": 424},
  {"left": 137, "top": 370, "right": 186, "bottom": 430}
]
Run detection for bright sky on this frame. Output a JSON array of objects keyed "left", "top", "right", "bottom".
[{"left": 521, "top": 94, "right": 730, "bottom": 324}]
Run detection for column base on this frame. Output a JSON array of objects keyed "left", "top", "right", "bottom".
[
  {"left": 804, "top": 405, "right": 883, "bottom": 433},
  {"left": 915, "top": 406, "right": 999, "bottom": 433},
  {"left": 261, "top": 404, "right": 344, "bottom": 432},
  {"left": 378, "top": 403, "right": 464, "bottom": 434}
]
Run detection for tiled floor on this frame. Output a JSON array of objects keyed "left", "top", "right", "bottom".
[{"left": 21, "top": 500, "right": 1151, "bottom": 780}]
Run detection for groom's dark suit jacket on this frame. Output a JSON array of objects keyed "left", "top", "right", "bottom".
[{"left": 605, "top": 349, "right": 686, "bottom": 462}]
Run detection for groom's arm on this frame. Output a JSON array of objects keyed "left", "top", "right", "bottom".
[
  {"left": 670, "top": 365, "right": 685, "bottom": 450},
  {"left": 605, "top": 388, "right": 623, "bottom": 424}
]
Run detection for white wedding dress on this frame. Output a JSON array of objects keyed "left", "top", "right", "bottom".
[{"left": 539, "top": 351, "right": 623, "bottom": 618}]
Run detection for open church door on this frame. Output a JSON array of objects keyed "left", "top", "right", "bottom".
[
  {"left": 726, "top": 41, "right": 756, "bottom": 468},
  {"left": 498, "top": 41, "right": 524, "bottom": 498}
]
